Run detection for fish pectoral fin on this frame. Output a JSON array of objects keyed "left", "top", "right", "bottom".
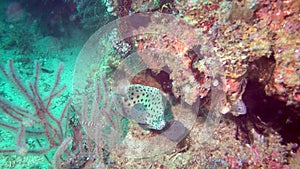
[{"left": 129, "top": 103, "right": 148, "bottom": 124}]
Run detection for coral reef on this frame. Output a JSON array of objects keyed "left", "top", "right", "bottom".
[
  {"left": 108, "top": 116, "right": 296, "bottom": 168},
  {"left": 95, "top": 0, "right": 299, "bottom": 167},
  {"left": 70, "top": 0, "right": 299, "bottom": 167},
  {"left": 108, "top": 28, "right": 132, "bottom": 58},
  {"left": 73, "top": 0, "right": 115, "bottom": 29},
  {"left": 126, "top": 13, "right": 218, "bottom": 106},
  {"left": 255, "top": 0, "right": 300, "bottom": 107}
]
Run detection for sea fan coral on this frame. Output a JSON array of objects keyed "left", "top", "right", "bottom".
[{"left": 0, "top": 59, "right": 71, "bottom": 156}]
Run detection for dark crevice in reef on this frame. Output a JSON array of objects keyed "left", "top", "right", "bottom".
[
  {"left": 240, "top": 56, "right": 300, "bottom": 145},
  {"left": 147, "top": 68, "right": 173, "bottom": 95},
  {"left": 243, "top": 80, "right": 300, "bottom": 144}
]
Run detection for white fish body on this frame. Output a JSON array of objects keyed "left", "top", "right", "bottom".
[{"left": 122, "top": 84, "right": 166, "bottom": 130}]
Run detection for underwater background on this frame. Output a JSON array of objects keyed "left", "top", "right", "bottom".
[{"left": 0, "top": 0, "right": 300, "bottom": 168}]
